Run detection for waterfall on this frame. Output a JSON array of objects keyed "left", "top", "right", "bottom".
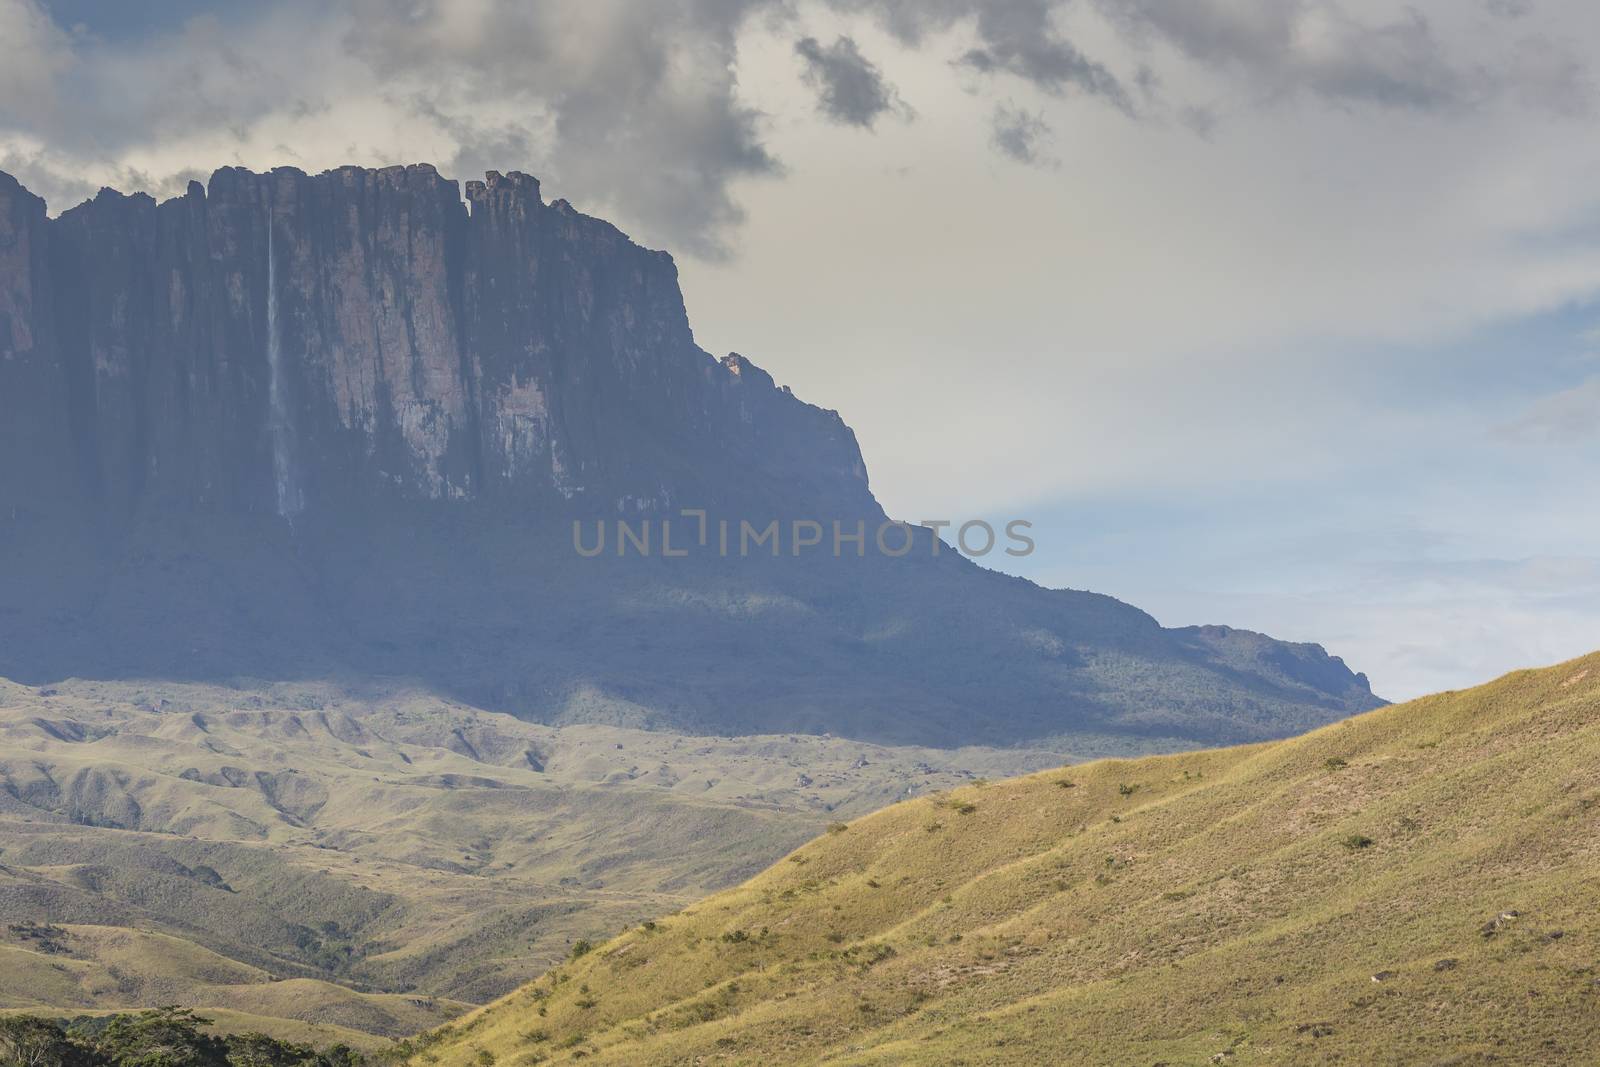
[{"left": 265, "top": 205, "right": 303, "bottom": 521}]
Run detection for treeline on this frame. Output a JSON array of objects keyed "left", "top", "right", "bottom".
[{"left": 0, "top": 1008, "right": 367, "bottom": 1067}]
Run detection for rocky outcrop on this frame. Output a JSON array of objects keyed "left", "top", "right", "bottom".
[{"left": 0, "top": 165, "right": 1380, "bottom": 750}]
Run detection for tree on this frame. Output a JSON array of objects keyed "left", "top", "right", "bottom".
[
  {"left": 221, "top": 1035, "right": 315, "bottom": 1067},
  {"left": 0, "top": 1017, "right": 95, "bottom": 1067},
  {"left": 91, "top": 1009, "right": 227, "bottom": 1067}
]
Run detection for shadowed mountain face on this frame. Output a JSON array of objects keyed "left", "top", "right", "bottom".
[{"left": 0, "top": 165, "right": 1379, "bottom": 748}]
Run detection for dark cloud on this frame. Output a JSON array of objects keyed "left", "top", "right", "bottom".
[
  {"left": 990, "top": 103, "right": 1053, "bottom": 166},
  {"left": 830, "top": 0, "right": 1133, "bottom": 109},
  {"left": 344, "top": 0, "right": 783, "bottom": 260},
  {"left": 959, "top": 0, "right": 1132, "bottom": 111},
  {"left": 795, "top": 35, "right": 912, "bottom": 128}
]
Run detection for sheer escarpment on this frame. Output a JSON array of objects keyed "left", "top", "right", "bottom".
[
  {"left": 0, "top": 166, "right": 1378, "bottom": 747},
  {"left": 0, "top": 165, "right": 871, "bottom": 519}
]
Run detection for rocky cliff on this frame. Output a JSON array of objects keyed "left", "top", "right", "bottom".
[
  {"left": 0, "top": 165, "right": 1379, "bottom": 749},
  {"left": 1, "top": 164, "right": 871, "bottom": 521}
]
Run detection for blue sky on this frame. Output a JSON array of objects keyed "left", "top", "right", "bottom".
[{"left": 4, "top": 0, "right": 1599, "bottom": 699}]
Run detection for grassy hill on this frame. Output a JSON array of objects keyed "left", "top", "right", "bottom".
[
  {"left": 410, "top": 653, "right": 1600, "bottom": 1065},
  {"left": 0, "top": 676, "right": 1058, "bottom": 1040}
]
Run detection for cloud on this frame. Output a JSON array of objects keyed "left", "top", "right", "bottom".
[
  {"left": 342, "top": 0, "right": 782, "bottom": 259},
  {"left": 1, "top": 0, "right": 1596, "bottom": 255},
  {"left": 959, "top": 0, "right": 1132, "bottom": 110},
  {"left": 1096, "top": 1, "right": 1483, "bottom": 112},
  {"left": 0, "top": 0, "right": 785, "bottom": 257},
  {"left": 1097, "top": 0, "right": 1593, "bottom": 117},
  {"left": 1497, "top": 377, "right": 1600, "bottom": 443},
  {"left": 795, "top": 34, "right": 912, "bottom": 128},
  {"left": 989, "top": 103, "right": 1054, "bottom": 166},
  {"left": 0, "top": 0, "right": 72, "bottom": 121},
  {"left": 829, "top": 0, "right": 1133, "bottom": 108},
  {"left": 1486, "top": 0, "right": 1532, "bottom": 19}
]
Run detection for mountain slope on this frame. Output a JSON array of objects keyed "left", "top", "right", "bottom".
[
  {"left": 412, "top": 653, "right": 1600, "bottom": 1065},
  {"left": 0, "top": 165, "right": 1378, "bottom": 749}
]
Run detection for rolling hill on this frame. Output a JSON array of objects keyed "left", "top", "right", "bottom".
[
  {"left": 0, "top": 675, "right": 1058, "bottom": 1038},
  {"left": 408, "top": 652, "right": 1600, "bottom": 1065}
]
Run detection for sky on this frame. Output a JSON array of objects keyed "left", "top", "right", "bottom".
[{"left": 3, "top": 0, "right": 1599, "bottom": 700}]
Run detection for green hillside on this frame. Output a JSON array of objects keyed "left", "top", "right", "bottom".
[{"left": 409, "top": 653, "right": 1600, "bottom": 1065}]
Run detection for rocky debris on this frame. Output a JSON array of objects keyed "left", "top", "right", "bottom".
[
  {"left": 1434, "top": 958, "right": 1459, "bottom": 972},
  {"left": 1482, "top": 910, "right": 1522, "bottom": 938}
]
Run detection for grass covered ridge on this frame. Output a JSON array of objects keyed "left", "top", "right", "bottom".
[{"left": 411, "top": 653, "right": 1600, "bottom": 1065}]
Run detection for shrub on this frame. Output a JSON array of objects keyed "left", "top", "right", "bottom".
[
  {"left": 569, "top": 939, "right": 594, "bottom": 960},
  {"left": 1342, "top": 834, "right": 1375, "bottom": 850}
]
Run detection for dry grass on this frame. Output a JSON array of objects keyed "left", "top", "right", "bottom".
[{"left": 412, "top": 653, "right": 1600, "bottom": 1065}]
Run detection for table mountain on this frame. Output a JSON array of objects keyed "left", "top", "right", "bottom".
[{"left": 0, "top": 165, "right": 1379, "bottom": 748}]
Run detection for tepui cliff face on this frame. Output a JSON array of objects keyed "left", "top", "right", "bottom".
[
  {"left": 0, "top": 164, "right": 872, "bottom": 520},
  {"left": 0, "top": 164, "right": 1379, "bottom": 749}
]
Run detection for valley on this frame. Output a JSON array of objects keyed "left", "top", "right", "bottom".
[{"left": 0, "top": 675, "right": 1060, "bottom": 1038}]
